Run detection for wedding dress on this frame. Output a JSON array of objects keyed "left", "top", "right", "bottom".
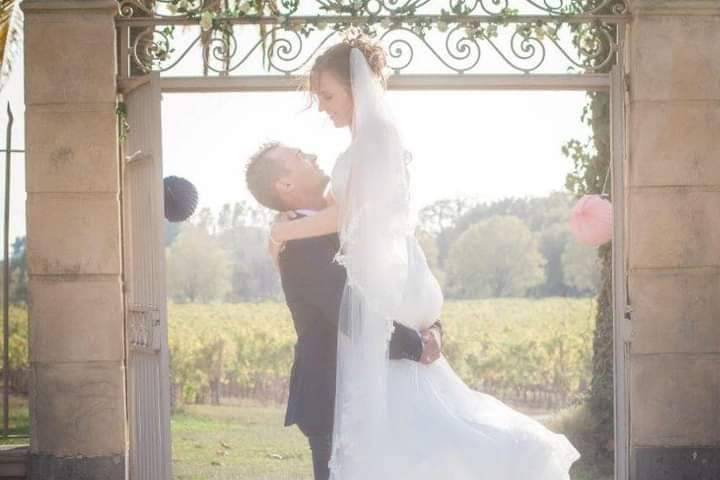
[{"left": 327, "top": 48, "right": 580, "bottom": 480}]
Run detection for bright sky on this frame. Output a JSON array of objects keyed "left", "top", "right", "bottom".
[
  {"left": 0, "top": 33, "right": 592, "bottom": 241},
  {"left": 162, "top": 89, "right": 590, "bottom": 219}
]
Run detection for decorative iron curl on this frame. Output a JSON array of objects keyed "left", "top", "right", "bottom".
[
  {"left": 474, "top": 0, "right": 512, "bottom": 17},
  {"left": 117, "top": 0, "right": 151, "bottom": 17},
  {"left": 275, "top": 0, "right": 302, "bottom": 16},
  {"left": 265, "top": 29, "right": 333, "bottom": 74},
  {"left": 200, "top": 25, "right": 339, "bottom": 75},
  {"left": 505, "top": 29, "right": 546, "bottom": 73},
  {"left": 524, "top": 0, "right": 628, "bottom": 15},
  {"left": 372, "top": 0, "right": 432, "bottom": 14},
  {"left": 203, "top": 26, "right": 239, "bottom": 74},
  {"left": 118, "top": 0, "right": 203, "bottom": 18},
  {"left": 555, "top": 23, "right": 617, "bottom": 71},
  {"left": 318, "top": 0, "right": 432, "bottom": 15},
  {"left": 384, "top": 37, "right": 414, "bottom": 72},
  {"left": 450, "top": 0, "right": 627, "bottom": 16},
  {"left": 132, "top": 26, "right": 177, "bottom": 73},
  {"left": 380, "top": 25, "right": 482, "bottom": 74}
]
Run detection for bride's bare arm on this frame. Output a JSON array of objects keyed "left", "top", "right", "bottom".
[{"left": 271, "top": 203, "right": 339, "bottom": 242}]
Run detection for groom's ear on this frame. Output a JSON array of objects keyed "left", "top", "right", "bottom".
[{"left": 274, "top": 177, "right": 294, "bottom": 195}]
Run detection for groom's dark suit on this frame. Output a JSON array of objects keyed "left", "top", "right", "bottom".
[
  {"left": 279, "top": 229, "right": 432, "bottom": 434},
  {"left": 278, "top": 218, "right": 441, "bottom": 480}
]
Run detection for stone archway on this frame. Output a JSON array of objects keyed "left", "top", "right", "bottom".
[{"left": 19, "top": 0, "right": 720, "bottom": 479}]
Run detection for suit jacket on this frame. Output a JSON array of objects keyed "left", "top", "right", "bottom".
[{"left": 278, "top": 229, "right": 439, "bottom": 435}]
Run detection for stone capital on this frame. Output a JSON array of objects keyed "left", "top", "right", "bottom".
[
  {"left": 629, "top": 0, "right": 720, "bottom": 15},
  {"left": 21, "top": 0, "right": 118, "bottom": 13}
]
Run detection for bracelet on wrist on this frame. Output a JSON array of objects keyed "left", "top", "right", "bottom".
[{"left": 269, "top": 233, "right": 283, "bottom": 246}]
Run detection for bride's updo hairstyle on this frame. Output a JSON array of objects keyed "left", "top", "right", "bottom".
[{"left": 307, "top": 35, "right": 387, "bottom": 98}]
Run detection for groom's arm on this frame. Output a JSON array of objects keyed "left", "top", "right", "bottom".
[{"left": 388, "top": 320, "right": 444, "bottom": 362}]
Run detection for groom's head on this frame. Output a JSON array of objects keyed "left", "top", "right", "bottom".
[{"left": 245, "top": 142, "right": 329, "bottom": 211}]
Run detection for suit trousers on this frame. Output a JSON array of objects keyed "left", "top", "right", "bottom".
[{"left": 299, "top": 423, "right": 333, "bottom": 480}]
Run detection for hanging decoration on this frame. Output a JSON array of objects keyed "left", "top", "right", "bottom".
[{"left": 164, "top": 176, "right": 199, "bottom": 222}]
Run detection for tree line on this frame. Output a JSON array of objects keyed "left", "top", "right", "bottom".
[{"left": 164, "top": 191, "right": 599, "bottom": 304}]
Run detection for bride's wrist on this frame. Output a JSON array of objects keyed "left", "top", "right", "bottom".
[{"left": 272, "top": 221, "right": 290, "bottom": 243}]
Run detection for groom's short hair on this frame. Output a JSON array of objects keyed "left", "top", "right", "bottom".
[{"left": 245, "top": 141, "right": 288, "bottom": 211}]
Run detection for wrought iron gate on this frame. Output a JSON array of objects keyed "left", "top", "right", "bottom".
[{"left": 121, "top": 73, "right": 172, "bottom": 480}]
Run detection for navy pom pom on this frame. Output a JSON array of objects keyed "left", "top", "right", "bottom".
[{"left": 163, "top": 176, "right": 198, "bottom": 222}]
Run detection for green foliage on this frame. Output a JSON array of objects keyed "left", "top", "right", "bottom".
[
  {"left": 166, "top": 224, "right": 232, "bottom": 303},
  {"left": 562, "top": 241, "right": 601, "bottom": 293},
  {"left": 0, "top": 307, "right": 29, "bottom": 399},
  {"left": 560, "top": 6, "right": 616, "bottom": 463},
  {"left": 0, "top": 236, "right": 27, "bottom": 305},
  {"left": 168, "top": 299, "right": 594, "bottom": 407},
  {"left": 416, "top": 229, "right": 445, "bottom": 287},
  {"left": 168, "top": 303, "right": 295, "bottom": 405},
  {"left": 536, "top": 222, "right": 573, "bottom": 296},
  {"left": 445, "top": 215, "right": 546, "bottom": 298},
  {"left": 5, "top": 305, "right": 27, "bottom": 370},
  {"left": 166, "top": 202, "right": 281, "bottom": 302}
]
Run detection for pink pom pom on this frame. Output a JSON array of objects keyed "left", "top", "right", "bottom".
[{"left": 570, "top": 194, "right": 613, "bottom": 246}]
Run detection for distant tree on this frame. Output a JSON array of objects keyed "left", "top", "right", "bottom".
[
  {"left": 419, "top": 198, "right": 475, "bottom": 235},
  {"left": 217, "top": 225, "right": 281, "bottom": 301},
  {"left": 533, "top": 223, "right": 573, "bottom": 297},
  {"left": 0, "top": 237, "right": 27, "bottom": 305},
  {"left": 417, "top": 229, "right": 445, "bottom": 288},
  {"left": 166, "top": 225, "right": 231, "bottom": 303},
  {"left": 445, "top": 215, "right": 546, "bottom": 298},
  {"left": 195, "top": 207, "right": 215, "bottom": 234},
  {"left": 9, "top": 236, "right": 26, "bottom": 304},
  {"left": 217, "top": 203, "right": 233, "bottom": 232},
  {"left": 164, "top": 220, "right": 182, "bottom": 246},
  {"left": 562, "top": 240, "right": 601, "bottom": 295},
  {"left": 419, "top": 198, "right": 476, "bottom": 269}
]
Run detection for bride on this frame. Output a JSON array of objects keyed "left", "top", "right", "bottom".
[{"left": 269, "top": 36, "right": 581, "bottom": 479}]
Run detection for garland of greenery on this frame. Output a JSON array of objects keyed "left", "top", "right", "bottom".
[{"left": 562, "top": 6, "right": 614, "bottom": 472}]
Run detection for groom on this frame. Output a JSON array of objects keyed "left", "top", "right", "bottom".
[{"left": 245, "top": 142, "right": 443, "bottom": 480}]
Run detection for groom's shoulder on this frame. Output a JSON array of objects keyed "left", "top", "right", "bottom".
[{"left": 284, "top": 232, "right": 339, "bottom": 252}]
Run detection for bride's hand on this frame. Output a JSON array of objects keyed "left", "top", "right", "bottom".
[{"left": 419, "top": 328, "right": 442, "bottom": 365}]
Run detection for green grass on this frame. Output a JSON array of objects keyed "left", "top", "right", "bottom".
[
  {"left": 171, "top": 401, "right": 613, "bottom": 480},
  {"left": 547, "top": 405, "right": 614, "bottom": 480},
  {"left": 172, "top": 401, "right": 312, "bottom": 480},
  {"left": 0, "top": 395, "right": 29, "bottom": 446},
  {"left": 0, "top": 394, "right": 611, "bottom": 479}
]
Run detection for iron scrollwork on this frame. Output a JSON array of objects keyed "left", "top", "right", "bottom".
[{"left": 116, "top": 0, "right": 629, "bottom": 78}]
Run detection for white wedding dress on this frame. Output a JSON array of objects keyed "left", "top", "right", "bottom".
[{"left": 327, "top": 48, "right": 580, "bottom": 480}]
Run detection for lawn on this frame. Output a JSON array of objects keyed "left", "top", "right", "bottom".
[
  {"left": 171, "top": 401, "right": 612, "bottom": 480},
  {"left": 0, "top": 396, "right": 611, "bottom": 480},
  {"left": 0, "top": 395, "right": 29, "bottom": 446},
  {"left": 172, "top": 401, "right": 312, "bottom": 480}
]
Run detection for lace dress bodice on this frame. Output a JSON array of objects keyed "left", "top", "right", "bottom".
[{"left": 331, "top": 150, "right": 443, "bottom": 331}]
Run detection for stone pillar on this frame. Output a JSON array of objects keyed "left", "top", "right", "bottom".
[
  {"left": 21, "top": 0, "right": 127, "bottom": 478},
  {"left": 627, "top": 1, "right": 720, "bottom": 479}
]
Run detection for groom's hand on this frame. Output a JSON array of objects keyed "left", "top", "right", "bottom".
[{"left": 419, "top": 327, "right": 442, "bottom": 365}]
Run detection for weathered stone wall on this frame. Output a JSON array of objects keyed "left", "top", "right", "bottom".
[
  {"left": 627, "top": 1, "right": 720, "bottom": 478},
  {"left": 21, "top": 0, "right": 127, "bottom": 478}
]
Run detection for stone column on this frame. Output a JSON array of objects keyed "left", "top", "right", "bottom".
[
  {"left": 627, "top": 1, "right": 720, "bottom": 478},
  {"left": 21, "top": 0, "right": 127, "bottom": 478}
]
